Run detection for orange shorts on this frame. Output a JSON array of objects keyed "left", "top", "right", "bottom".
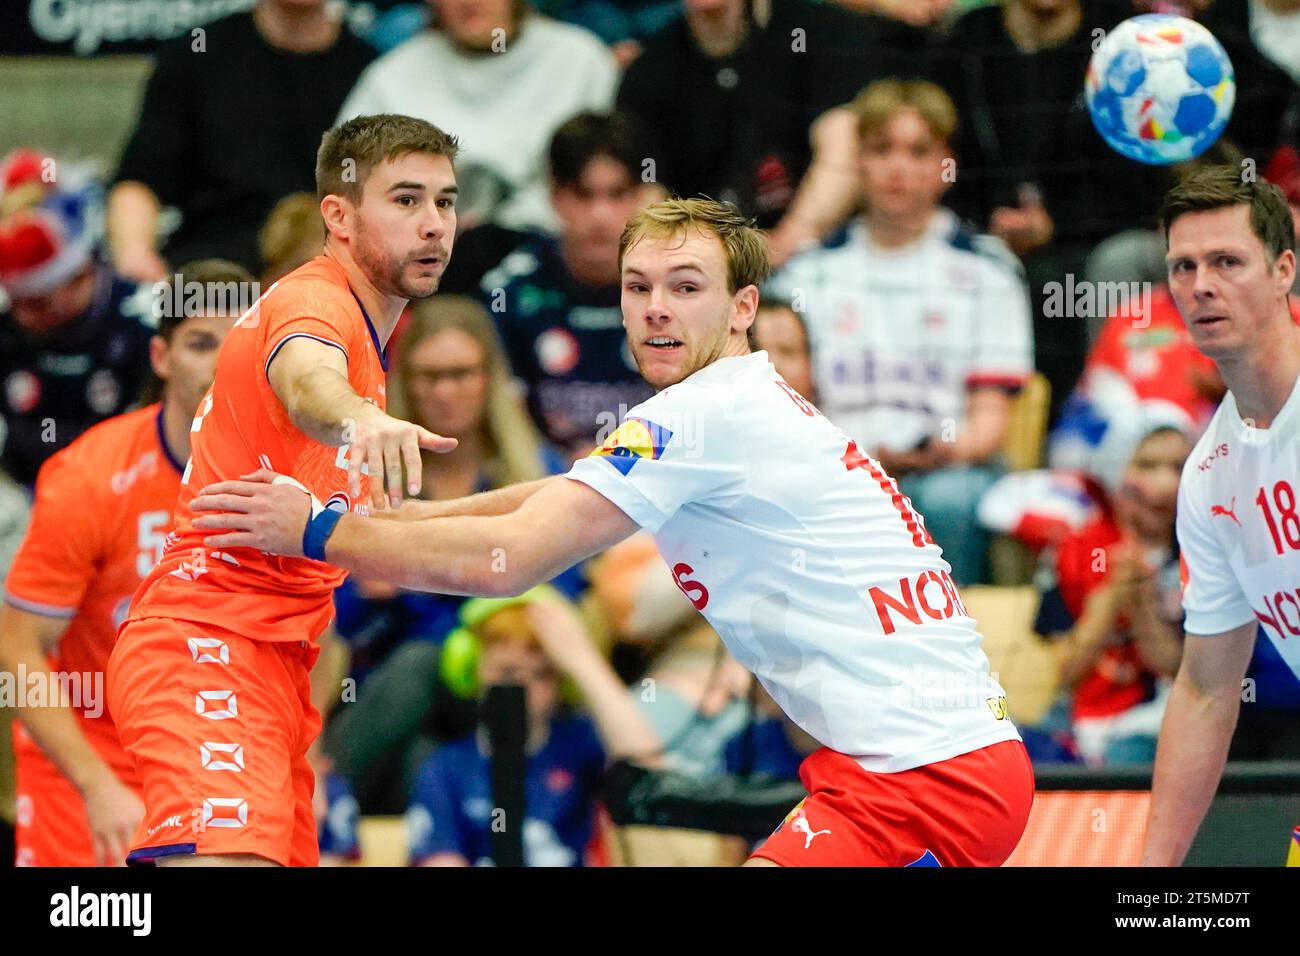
[
  {"left": 13, "top": 715, "right": 140, "bottom": 867},
  {"left": 751, "top": 740, "right": 1035, "bottom": 867},
  {"left": 106, "top": 616, "right": 322, "bottom": 866},
  {"left": 15, "top": 733, "right": 96, "bottom": 867}
]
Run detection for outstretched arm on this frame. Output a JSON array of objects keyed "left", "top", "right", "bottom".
[
  {"left": 191, "top": 473, "right": 639, "bottom": 598},
  {"left": 1140, "top": 623, "right": 1255, "bottom": 866},
  {"left": 377, "top": 477, "right": 558, "bottom": 522}
]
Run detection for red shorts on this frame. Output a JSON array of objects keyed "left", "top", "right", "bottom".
[
  {"left": 13, "top": 715, "right": 140, "bottom": 867},
  {"left": 751, "top": 740, "right": 1035, "bottom": 867},
  {"left": 106, "top": 617, "right": 322, "bottom": 866}
]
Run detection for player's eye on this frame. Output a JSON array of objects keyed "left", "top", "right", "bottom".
[
  {"left": 436, "top": 197, "right": 456, "bottom": 209},
  {"left": 395, "top": 194, "right": 418, "bottom": 207},
  {"left": 1218, "top": 255, "right": 1239, "bottom": 268},
  {"left": 676, "top": 284, "right": 697, "bottom": 294}
]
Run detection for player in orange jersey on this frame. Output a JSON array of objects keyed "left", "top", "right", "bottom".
[
  {"left": 0, "top": 260, "right": 248, "bottom": 866},
  {"left": 106, "top": 114, "right": 460, "bottom": 866}
]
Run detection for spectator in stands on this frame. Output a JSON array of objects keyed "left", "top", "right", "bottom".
[
  {"left": 722, "top": 685, "right": 817, "bottom": 782},
  {"left": 325, "top": 295, "right": 586, "bottom": 812},
  {"left": 1145, "top": 0, "right": 1299, "bottom": 155},
  {"left": 769, "top": 79, "right": 1034, "bottom": 583},
  {"left": 1033, "top": 418, "right": 1190, "bottom": 765},
  {"left": 617, "top": 0, "right": 927, "bottom": 239},
  {"left": 317, "top": 770, "right": 363, "bottom": 865},
  {"left": 752, "top": 298, "right": 817, "bottom": 404},
  {"left": 1244, "top": 0, "right": 1300, "bottom": 83},
  {"left": 477, "top": 112, "right": 657, "bottom": 460},
  {"left": 0, "top": 150, "right": 153, "bottom": 488},
  {"left": 830, "top": 0, "right": 956, "bottom": 26},
  {"left": 927, "top": 0, "right": 1170, "bottom": 413},
  {"left": 259, "top": 192, "right": 326, "bottom": 285},
  {"left": 107, "top": 0, "right": 374, "bottom": 279},
  {"left": 339, "top": 0, "right": 618, "bottom": 236},
  {"left": 405, "top": 590, "right": 660, "bottom": 866}
]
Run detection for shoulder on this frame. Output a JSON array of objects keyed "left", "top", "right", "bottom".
[
  {"left": 935, "top": 215, "right": 1024, "bottom": 283},
  {"left": 1178, "top": 406, "right": 1230, "bottom": 500},
  {"left": 150, "top": 12, "right": 249, "bottom": 68},
  {"left": 36, "top": 405, "right": 159, "bottom": 493},
  {"left": 524, "top": 15, "right": 614, "bottom": 62},
  {"left": 358, "top": 30, "right": 443, "bottom": 78},
  {"left": 265, "top": 259, "right": 359, "bottom": 315}
]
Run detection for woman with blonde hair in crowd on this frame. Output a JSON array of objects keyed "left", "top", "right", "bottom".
[
  {"left": 326, "top": 295, "right": 585, "bottom": 813},
  {"left": 386, "top": 294, "right": 558, "bottom": 499}
]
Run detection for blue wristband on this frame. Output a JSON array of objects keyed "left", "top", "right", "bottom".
[{"left": 303, "top": 508, "right": 343, "bottom": 562}]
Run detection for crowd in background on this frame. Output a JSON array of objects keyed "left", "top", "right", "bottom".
[{"left": 2, "top": 0, "right": 1300, "bottom": 865}]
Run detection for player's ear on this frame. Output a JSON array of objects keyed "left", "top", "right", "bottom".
[
  {"left": 320, "top": 193, "right": 351, "bottom": 243},
  {"left": 733, "top": 285, "right": 760, "bottom": 336},
  {"left": 148, "top": 333, "right": 170, "bottom": 381},
  {"left": 1274, "top": 248, "right": 1296, "bottom": 295}
]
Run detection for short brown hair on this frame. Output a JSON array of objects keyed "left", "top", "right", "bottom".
[
  {"left": 619, "top": 197, "right": 770, "bottom": 348},
  {"left": 316, "top": 114, "right": 460, "bottom": 203},
  {"left": 850, "top": 78, "right": 958, "bottom": 146},
  {"left": 1161, "top": 165, "right": 1295, "bottom": 262}
]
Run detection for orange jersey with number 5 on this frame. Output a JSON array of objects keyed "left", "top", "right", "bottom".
[
  {"left": 126, "top": 255, "right": 388, "bottom": 644},
  {"left": 4, "top": 403, "right": 184, "bottom": 778}
]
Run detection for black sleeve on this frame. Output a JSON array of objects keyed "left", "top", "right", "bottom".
[
  {"left": 797, "top": 4, "right": 930, "bottom": 118},
  {"left": 113, "top": 41, "right": 196, "bottom": 203}
]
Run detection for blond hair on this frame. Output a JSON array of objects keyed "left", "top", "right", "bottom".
[
  {"left": 619, "top": 197, "right": 771, "bottom": 293},
  {"left": 850, "top": 78, "right": 958, "bottom": 146},
  {"left": 387, "top": 296, "right": 548, "bottom": 489}
]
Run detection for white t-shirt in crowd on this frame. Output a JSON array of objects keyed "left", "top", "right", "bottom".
[
  {"left": 566, "top": 351, "right": 1022, "bottom": 772},
  {"left": 1250, "top": 0, "right": 1300, "bottom": 84},
  {"left": 337, "top": 17, "right": 618, "bottom": 233},
  {"left": 1178, "top": 368, "right": 1300, "bottom": 684},
  {"left": 768, "top": 214, "right": 1034, "bottom": 453}
]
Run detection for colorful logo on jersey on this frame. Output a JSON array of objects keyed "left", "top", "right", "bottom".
[{"left": 591, "top": 417, "right": 672, "bottom": 475}]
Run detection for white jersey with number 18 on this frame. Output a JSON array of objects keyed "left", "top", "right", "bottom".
[
  {"left": 565, "top": 350, "right": 1021, "bottom": 773},
  {"left": 1178, "top": 371, "right": 1300, "bottom": 682}
]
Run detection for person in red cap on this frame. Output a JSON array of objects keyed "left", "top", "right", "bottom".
[{"left": 0, "top": 149, "right": 153, "bottom": 487}]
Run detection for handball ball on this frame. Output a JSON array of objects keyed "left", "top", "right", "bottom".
[{"left": 1085, "top": 14, "right": 1235, "bottom": 165}]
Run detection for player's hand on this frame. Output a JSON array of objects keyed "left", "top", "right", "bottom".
[
  {"left": 343, "top": 406, "right": 456, "bottom": 512},
  {"left": 190, "top": 468, "right": 312, "bottom": 557},
  {"left": 990, "top": 187, "right": 1054, "bottom": 259},
  {"left": 82, "top": 771, "right": 145, "bottom": 867}
]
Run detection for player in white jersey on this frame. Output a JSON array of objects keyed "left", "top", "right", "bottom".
[
  {"left": 186, "top": 198, "right": 1034, "bottom": 867},
  {"left": 1141, "top": 167, "right": 1300, "bottom": 866},
  {"left": 767, "top": 79, "right": 1033, "bottom": 584}
]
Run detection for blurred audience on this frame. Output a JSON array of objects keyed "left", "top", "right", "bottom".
[
  {"left": 107, "top": 0, "right": 374, "bottom": 279},
  {"left": 324, "top": 295, "right": 586, "bottom": 811},
  {"left": 1032, "top": 418, "right": 1190, "bottom": 765},
  {"left": 1247, "top": 0, "right": 1300, "bottom": 84},
  {"left": 405, "top": 590, "right": 659, "bottom": 866},
  {"left": 752, "top": 298, "right": 817, "bottom": 404},
  {"left": 259, "top": 192, "right": 327, "bottom": 284},
  {"left": 339, "top": 0, "right": 618, "bottom": 235},
  {"left": 0, "top": 150, "right": 153, "bottom": 488},
  {"left": 478, "top": 112, "right": 657, "bottom": 460},
  {"left": 617, "top": 0, "right": 927, "bottom": 242},
  {"left": 770, "top": 79, "right": 1034, "bottom": 583},
  {"left": 928, "top": 0, "right": 1172, "bottom": 416}
]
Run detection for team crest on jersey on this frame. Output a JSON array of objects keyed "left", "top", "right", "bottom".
[{"left": 591, "top": 417, "right": 672, "bottom": 475}]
